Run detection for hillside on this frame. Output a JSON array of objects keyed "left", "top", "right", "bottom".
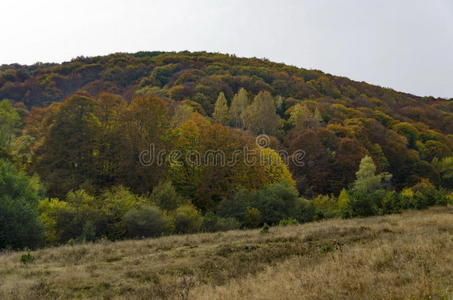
[
  {"left": 1, "top": 52, "right": 452, "bottom": 120},
  {"left": 0, "top": 51, "right": 452, "bottom": 253},
  {"left": 1, "top": 52, "right": 452, "bottom": 195},
  {"left": 0, "top": 207, "right": 452, "bottom": 300}
]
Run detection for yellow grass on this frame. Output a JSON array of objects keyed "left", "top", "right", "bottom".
[{"left": 0, "top": 207, "right": 452, "bottom": 299}]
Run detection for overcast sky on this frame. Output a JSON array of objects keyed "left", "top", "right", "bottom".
[{"left": 1, "top": 0, "right": 452, "bottom": 98}]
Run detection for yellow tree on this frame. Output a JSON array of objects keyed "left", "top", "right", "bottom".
[
  {"left": 229, "top": 88, "right": 249, "bottom": 128},
  {"left": 212, "top": 92, "right": 230, "bottom": 125},
  {"left": 242, "top": 91, "right": 281, "bottom": 135}
]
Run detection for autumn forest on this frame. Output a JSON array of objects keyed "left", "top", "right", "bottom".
[{"left": 1, "top": 51, "right": 452, "bottom": 249}]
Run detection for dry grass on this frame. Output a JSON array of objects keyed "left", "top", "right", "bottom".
[{"left": 0, "top": 207, "right": 452, "bottom": 299}]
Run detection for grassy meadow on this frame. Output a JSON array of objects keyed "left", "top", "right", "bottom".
[{"left": 0, "top": 206, "right": 452, "bottom": 300}]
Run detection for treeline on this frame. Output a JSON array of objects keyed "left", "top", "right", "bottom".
[
  {"left": 0, "top": 51, "right": 452, "bottom": 249},
  {"left": 1, "top": 52, "right": 452, "bottom": 132}
]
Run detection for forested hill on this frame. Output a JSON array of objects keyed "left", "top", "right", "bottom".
[
  {"left": 1, "top": 51, "right": 452, "bottom": 249},
  {"left": 0, "top": 51, "right": 451, "bottom": 115},
  {"left": 1, "top": 50, "right": 452, "bottom": 162},
  {"left": 1, "top": 51, "right": 453, "bottom": 195}
]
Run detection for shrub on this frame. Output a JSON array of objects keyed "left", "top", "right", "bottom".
[
  {"left": 99, "top": 186, "right": 148, "bottom": 239},
  {"left": 123, "top": 205, "right": 171, "bottom": 238},
  {"left": 260, "top": 223, "right": 270, "bottom": 234},
  {"left": 215, "top": 217, "right": 241, "bottom": 231},
  {"left": 151, "top": 181, "right": 187, "bottom": 211},
  {"left": 411, "top": 179, "right": 447, "bottom": 208},
  {"left": 250, "top": 183, "right": 299, "bottom": 225},
  {"left": 400, "top": 188, "right": 417, "bottom": 209},
  {"left": 348, "top": 189, "right": 384, "bottom": 217},
  {"left": 38, "top": 186, "right": 148, "bottom": 243},
  {"left": 244, "top": 207, "right": 262, "bottom": 228},
  {"left": 217, "top": 189, "right": 250, "bottom": 222},
  {"left": 202, "top": 212, "right": 240, "bottom": 232},
  {"left": 202, "top": 212, "right": 218, "bottom": 232},
  {"left": 292, "top": 198, "right": 316, "bottom": 223},
  {"left": 278, "top": 218, "right": 298, "bottom": 226},
  {"left": 448, "top": 192, "right": 453, "bottom": 205},
  {"left": 379, "top": 191, "right": 402, "bottom": 214},
  {"left": 81, "top": 222, "right": 97, "bottom": 242},
  {"left": 172, "top": 204, "right": 202, "bottom": 234},
  {"left": 20, "top": 251, "right": 35, "bottom": 264},
  {"left": 38, "top": 191, "right": 105, "bottom": 243},
  {"left": 337, "top": 189, "right": 351, "bottom": 218},
  {"left": 312, "top": 194, "right": 337, "bottom": 219}
]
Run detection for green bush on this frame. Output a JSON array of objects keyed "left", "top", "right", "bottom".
[
  {"left": 38, "top": 190, "right": 106, "bottom": 243},
  {"left": 151, "top": 181, "right": 187, "bottom": 211},
  {"left": 260, "top": 223, "right": 270, "bottom": 234},
  {"left": 123, "top": 205, "right": 171, "bottom": 238},
  {"left": 213, "top": 217, "right": 241, "bottom": 231},
  {"left": 38, "top": 186, "right": 148, "bottom": 243},
  {"left": 448, "top": 192, "right": 453, "bottom": 205},
  {"left": 250, "top": 183, "right": 299, "bottom": 225},
  {"left": 172, "top": 204, "right": 202, "bottom": 234},
  {"left": 202, "top": 212, "right": 240, "bottom": 232},
  {"left": 81, "top": 222, "right": 97, "bottom": 242},
  {"left": 217, "top": 188, "right": 250, "bottom": 222},
  {"left": 20, "top": 251, "right": 35, "bottom": 264},
  {"left": 411, "top": 179, "right": 447, "bottom": 208},
  {"left": 278, "top": 218, "right": 298, "bottom": 226},
  {"left": 292, "top": 198, "right": 316, "bottom": 222},
  {"left": 379, "top": 191, "right": 402, "bottom": 214},
  {"left": 244, "top": 207, "right": 262, "bottom": 228},
  {"left": 202, "top": 212, "right": 218, "bottom": 232},
  {"left": 312, "top": 194, "right": 338, "bottom": 219},
  {"left": 348, "top": 189, "right": 384, "bottom": 217}
]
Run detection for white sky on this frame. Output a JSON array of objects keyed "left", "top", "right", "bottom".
[{"left": 1, "top": 0, "right": 452, "bottom": 98}]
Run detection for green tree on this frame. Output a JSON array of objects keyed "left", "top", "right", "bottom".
[
  {"left": 353, "top": 156, "right": 391, "bottom": 193},
  {"left": 393, "top": 122, "right": 419, "bottom": 149},
  {"left": 0, "top": 99, "right": 20, "bottom": 158},
  {"left": 0, "top": 160, "right": 43, "bottom": 249},
  {"left": 432, "top": 157, "right": 453, "bottom": 189},
  {"left": 32, "top": 93, "right": 100, "bottom": 198}
]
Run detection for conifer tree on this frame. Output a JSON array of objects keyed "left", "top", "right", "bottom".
[
  {"left": 229, "top": 88, "right": 249, "bottom": 128},
  {"left": 242, "top": 91, "right": 280, "bottom": 135},
  {"left": 314, "top": 106, "right": 323, "bottom": 123},
  {"left": 213, "top": 92, "right": 230, "bottom": 125},
  {"left": 353, "top": 156, "right": 391, "bottom": 193},
  {"left": 337, "top": 188, "right": 350, "bottom": 217}
]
